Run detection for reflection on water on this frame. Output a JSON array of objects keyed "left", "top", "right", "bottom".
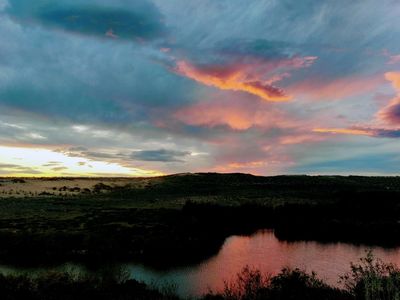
[
  {"left": 127, "top": 230, "right": 400, "bottom": 297},
  {"left": 2, "top": 230, "right": 400, "bottom": 297}
]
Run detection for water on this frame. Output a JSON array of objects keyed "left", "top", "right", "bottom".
[
  {"left": 2, "top": 230, "right": 400, "bottom": 297},
  {"left": 126, "top": 230, "right": 400, "bottom": 296}
]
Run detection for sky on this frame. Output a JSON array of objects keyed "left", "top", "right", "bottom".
[{"left": 0, "top": 0, "right": 400, "bottom": 177}]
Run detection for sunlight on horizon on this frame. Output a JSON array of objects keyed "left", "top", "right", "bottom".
[{"left": 0, "top": 146, "right": 163, "bottom": 177}]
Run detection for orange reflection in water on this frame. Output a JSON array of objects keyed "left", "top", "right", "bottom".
[{"left": 128, "top": 230, "right": 400, "bottom": 297}]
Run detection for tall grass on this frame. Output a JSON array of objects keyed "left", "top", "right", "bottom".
[{"left": 340, "top": 250, "right": 400, "bottom": 300}]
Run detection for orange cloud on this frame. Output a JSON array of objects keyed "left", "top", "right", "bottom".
[
  {"left": 385, "top": 72, "right": 400, "bottom": 90},
  {"left": 313, "top": 127, "right": 400, "bottom": 138},
  {"left": 174, "top": 57, "right": 316, "bottom": 102},
  {"left": 175, "top": 61, "right": 290, "bottom": 102},
  {"left": 313, "top": 128, "right": 373, "bottom": 136}
]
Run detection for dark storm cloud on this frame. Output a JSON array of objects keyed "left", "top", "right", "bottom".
[
  {"left": 131, "top": 149, "right": 191, "bottom": 162},
  {"left": 6, "top": 0, "right": 166, "bottom": 40}
]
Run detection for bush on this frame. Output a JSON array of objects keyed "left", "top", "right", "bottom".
[
  {"left": 340, "top": 250, "right": 400, "bottom": 300},
  {"left": 204, "top": 266, "right": 350, "bottom": 300},
  {"left": 220, "top": 266, "right": 270, "bottom": 300}
]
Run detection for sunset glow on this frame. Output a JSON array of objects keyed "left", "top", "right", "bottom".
[
  {"left": 312, "top": 128, "right": 373, "bottom": 136},
  {"left": 175, "top": 61, "right": 293, "bottom": 102},
  {"left": 0, "top": 146, "right": 163, "bottom": 177}
]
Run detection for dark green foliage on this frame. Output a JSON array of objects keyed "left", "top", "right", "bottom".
[
  {"left": 0, "top": 269, "right": 179, "bottom": 300},
  {"left": 341, "top": 251, "right": 400, "bottom": 300},
  {"left": 204, "top": 267, "right": 351, "bottom": 300}
]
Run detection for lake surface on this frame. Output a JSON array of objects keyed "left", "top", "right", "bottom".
[{"left": 3, "top": 230, "right": 400, "bottom": 297}]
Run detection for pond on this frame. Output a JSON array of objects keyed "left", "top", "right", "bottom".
[{"left": 2, "top": 230, "right": 400, "bottom": 298}]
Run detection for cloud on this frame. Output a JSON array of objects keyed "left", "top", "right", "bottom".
[
  {"left": 289, "top": 75, "right": 384, "bottom": 101},
  {"left": 0, "top": 0, "right": 8, "bottom": 11},
  {"left": 379, "top": 98, "right": 400, "bottom": 125},
  {"left": 174, "top": 97, "right": 296, "bottom": 130},
  {"left": 131, "top": 149, "right": 191, "bottom": 162},
  {"left": 383, "top": 50, "right": 400, "bottom": 65},
  {"left": 1, "top": 0, "right": 400, "bottom": 176},
  {"left": 386, "top": 72, "right": 400, "bottom": 90},
  {"left": 69, "top": 146, "right": 88, "bottom": 152},
  {"left": 0, "top": 163, "right": 41, "bottom": 174},
  {"left": 213, "top": 39, "right": 294, "bottom": 60},
  {"left": 377, "top": 72, "right": 400, "bottom": 125},
  {"left": 292, "top": 153, "right": 400, "bottom": 175},
  {"left": 83, "top": 151, "right": 118, "bottom": 159},
  {"left": 42, "top": 161, "right": 63, "bottom": 167},
  {"left": 313, "top": 127, "right": 400, "bottom": 138},
  {"left": 388, "top": 55, "right": 400, "bottom": 65},
  {"left": 51, "top": 166, "right": 68, "bottom": 171},
  {"left": 6, "top": 0, "right": 166, "bottom": 41},
  {"left": 313, "top": 128, "right": 372, "bottom": 136},
  {"left": 174, "top": 56, "right": 316, "bottom": 102}
]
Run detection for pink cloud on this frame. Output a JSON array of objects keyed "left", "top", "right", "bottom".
[
  {"left": 173, "top": 56, "right": 317, "bottom": 102},
  {"left": 388, "top": 55, "right": 400, "bottom": 65},
  {"left": 289, "top": 75, "right": 384, "bottom": 101},
  {"left": 174, "top": 97, "right": 296, "bottom": 130},
  {"left": 382, "top": 49, "right": 400, "bottom": 65},
  {"left": 312, "top": 72, "right": 400, "bottom": 137},
  {"left": 377, "top": 72, "right": 400, "bottom": 126},
  {"left": 279, "top": 134, "right": 325, "bottom": 145}
]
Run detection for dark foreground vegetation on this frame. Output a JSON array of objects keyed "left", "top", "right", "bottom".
[
  {"left": 1, "top": 252, "right": 399, "bottom": 300},
  {"left": 1, "top": 173, "right": 400, "bottom": 267}
]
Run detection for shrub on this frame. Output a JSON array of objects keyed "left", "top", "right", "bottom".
[
  {"left": 204, "top": 266, "right": 350, "bottom": 300},
  {"left": 340, "top": 250, "right": 400, "bottom": 300},
  {"left": 220, "top": 266, "right": 270, "bottom": 300}
]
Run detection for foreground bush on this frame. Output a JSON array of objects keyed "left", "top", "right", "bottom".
[
  {"left": 0, "top": 269, "right": 179, "bottom": 300},
  {"left": 203, "top": 267, "right": 351, "bottom": 300},
  {"left": 341, "top": 251, "right": 400, "bottom": 300}
]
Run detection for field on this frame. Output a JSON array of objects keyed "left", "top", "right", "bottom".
[{"left": 1, "top": 173, "right": 400, "bottom": 268}]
